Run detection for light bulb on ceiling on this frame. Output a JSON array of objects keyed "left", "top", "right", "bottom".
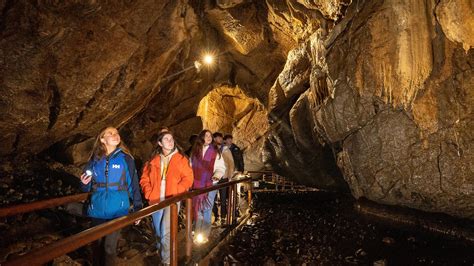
[{"left": 203, "top": 54, "right": 214, "bottom": 65}]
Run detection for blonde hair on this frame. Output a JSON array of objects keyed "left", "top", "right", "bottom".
[{"left": 89, "top": 126, "right": 132, "bottom": 161}]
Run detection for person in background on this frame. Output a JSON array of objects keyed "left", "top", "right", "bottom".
[
  {"left": 190, "top": 130, "right": 225, "bottom": 243},
  {"left": 80, "top": 126, "right": 142, "bottom": 266},
  {"left": 224, "top": 134, "right": 244, "bottom": 172},
  {"left": 212, "top": 132, "right": 234, "bottom": 226},
  {"left": 185, "top": 134, "right": 198, "bottom": 157},
  {"left": 159, "top": 126, "right": 170, "bottom": 133},
  {"left": 140, "top": 131, "right": 193, "bottom": 264},
  {"left": 223, "top": 134, "right": 246, "bottom": 212}
]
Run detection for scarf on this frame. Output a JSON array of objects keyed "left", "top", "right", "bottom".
[{"left": 192, "top": 145, "right": 217, "bottom": 218}]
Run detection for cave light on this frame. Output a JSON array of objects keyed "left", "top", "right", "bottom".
[
  {"left": 194, "top": 52, "right": 216, "bottom": 72},
  {"left": 194, "top": 233, "right": 207, "bottom": 244},
  {"left": 203, "top": 53, "right": 214, "bottom": 65}
]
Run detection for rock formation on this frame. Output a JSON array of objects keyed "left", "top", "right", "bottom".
[
  {"left": 267, "top": 0, "right": 473, "bottom": 218},
  {"left": 0, "top": 0, "right": 472, "bottom": 219}
]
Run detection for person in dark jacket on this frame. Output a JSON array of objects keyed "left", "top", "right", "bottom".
[{"left": 80, "top": 126, "right": 142, "bottom": 266}]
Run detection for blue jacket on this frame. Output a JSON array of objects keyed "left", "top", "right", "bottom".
[{"left": 82, "top": 148, "right": 143, "bottom": 216}]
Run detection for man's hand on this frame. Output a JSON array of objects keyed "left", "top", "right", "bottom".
[{"left": 80, "top": 173, "right": 92, "bottom": 185}]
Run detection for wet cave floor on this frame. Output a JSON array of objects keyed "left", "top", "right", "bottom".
[{"left": 210, "top": 191, "right": 474, "bottom": 265}]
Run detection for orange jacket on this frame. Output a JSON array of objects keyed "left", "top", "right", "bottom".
[{"left": 140, "top": 152, "right": 194, "bottom": 204}]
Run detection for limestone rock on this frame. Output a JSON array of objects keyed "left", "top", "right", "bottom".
[
  {"left": 0, "top": 0, "right": 472, "bottom": 220},
  {"left": 265, "top": 0, "right": 327, "bottom": 53},
  {"left": 198, "top": 85, "right": 269, "bottom": 170},
  {"left": 0, "top": 0, "right": 199, "bottom": 157},
  {"left": 217, "top": 0, "right": 245, "bottom": 9},
  {"left": 263, "top": 0, "right": 473, "bottom": 218},
  {"left": 297, "top": 0, "right": 351, "bottom": 20},
  {"left": 436, "top": 0, "right": 474, "bottom": 51},
  {"left": 278, "top": 44, "right": 311, "bottom": 99},
  {"left": 310, "top": 0, "right": 474, "bottom": 218},
  {"left": 207, "top": 6, "right": 263, "bottom": 55}
]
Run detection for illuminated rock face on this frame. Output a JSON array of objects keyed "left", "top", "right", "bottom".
[
  {"left": 1, "top": 1, "right": 473, "bottom": 218},
  {"left": 266, "top": 0, "right": 473, "bottom": 218},
  {"left": 436, "top": 0, "right": 474, "bottom": 52},
  {"left": 197, "top": 86, "right": 269, "bottom": 170}
]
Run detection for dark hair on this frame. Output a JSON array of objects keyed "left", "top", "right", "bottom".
[
  {"left": 212, "top": 132, "right": 223, "bottom": 138},
  {"left": 147, "top": 131, "right": 184, "bottom": 162},
  {"left": 89, "top": 126, "right": 132, "bottom": 161},
  {"left": 191, "top": 130, "right": 221, "bottom": 159},
  {"left": 188, "top": 134, "right": 198, "bottom": 145},
  {"left": 223, "top": 134, "right": 233, "bottom": 140}
]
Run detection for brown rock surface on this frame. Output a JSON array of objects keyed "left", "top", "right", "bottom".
[
  {"left": 198, "top": 85, "right": 269, "bottom": 170},
  {"left": 0, "top": 0, "right": 199, "bottom": 157},
  {"left": 0, "top": 0, "right": 472, "bottom": 219},
  {"left": 436, "top": 0, "right": 474, "bottom": 51},
  {"left": 264, "top": 0, "right": 473, "bottom": 217}
]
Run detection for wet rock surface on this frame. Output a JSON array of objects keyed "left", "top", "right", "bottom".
[{"left": 211, "top": 191, "right": 474, "bottom": 265}]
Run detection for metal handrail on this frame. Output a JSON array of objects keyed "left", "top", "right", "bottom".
[
  {"left": 0, "top": 193, "right": 90, "bottom": 218},
  {"left": 246, "top": 170, "right": 273, "bottom": 174},
  {"left": 4, "top": 176, "right": 253, "bottom": 266}
]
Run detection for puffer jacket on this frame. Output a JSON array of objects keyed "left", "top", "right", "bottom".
[
  {"left": 81, "top": 148, "right": 143, "bottom": 218},
  {"left": 140, "top": 151, "right": 194, "bottom": 204}
]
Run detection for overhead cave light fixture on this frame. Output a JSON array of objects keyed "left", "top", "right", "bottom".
[
  {"left": 203, "top": 54, "right": 214, "bottom": 65},
  {"left": 194, "top": 52, "right": 216, "bottom": 72}
]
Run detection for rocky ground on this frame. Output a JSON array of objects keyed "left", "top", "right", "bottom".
[{"left": 210, "top": 191, "right": 474, "bottom": 265}]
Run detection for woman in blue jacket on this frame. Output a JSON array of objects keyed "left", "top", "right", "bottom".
[{"left": 80, "top": 126, "right": 142, "bottom": 265}]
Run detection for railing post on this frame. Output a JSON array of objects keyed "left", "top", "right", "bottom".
[
  {"left": 227, "top": 185, "right": 233, "bottom": 225},
  {"left": 247, "top": 181, "right": 252, "bottom": 208},
  {"left": 275, "top": 174, "right": 279, "bottom": 191},
  {"left": 170, "top": 203, "right": 178, "bottom": 266},
  {"left": 185, "top": 198, "right": 193, "bottom": 261},
  {"left": 232, "top": 183, "right": 238, "bottom": 224}
]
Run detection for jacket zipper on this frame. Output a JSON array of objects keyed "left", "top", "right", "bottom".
[{"left": 105, "top": 155, "right": 109, "bottom": 213}]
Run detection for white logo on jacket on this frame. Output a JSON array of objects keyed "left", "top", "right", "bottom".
[{"left": 112, "top": 164, "right": 121, "bottom": 169}]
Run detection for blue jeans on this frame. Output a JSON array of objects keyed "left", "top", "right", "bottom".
[
  {"left": 195, "top": 190, "right": 217, "bottom": 239},
  {"left": 212, "top": 178, "right": 228, "bottom": 219},
  {"left": 151, "top": 202, "right": 180, "bottom": 264}
]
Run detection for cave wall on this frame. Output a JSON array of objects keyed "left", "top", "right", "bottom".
[
  {"left": 267, "top": 0, "right": 473, "bottom": 218},
  {"left": 0, "top": 0, "right": 472, "bottom": 219},
  {"left": 197, "top": 85, "right": 269, "bottom": 170},
  {"left": 0, "top": 0, "right": 199, "bottom": 158}
]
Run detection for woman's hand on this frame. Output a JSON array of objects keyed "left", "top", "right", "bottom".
[{"left": 80, "top": 173, "right": 92, "bottom": 185}]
